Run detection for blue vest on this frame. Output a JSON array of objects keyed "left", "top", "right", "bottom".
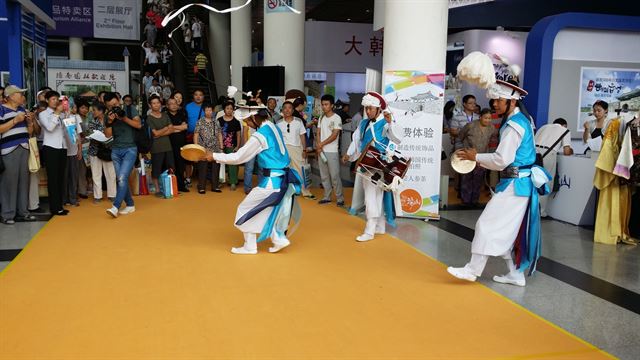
[
  {"left": 255, "top": 122, "right": 290, "bottom": 170},
  {"left": 359, "top": 116, "right": 390, "bottom": 152},
  {"left": 496, "top": 110, "right": 537, "bottom": 195}
]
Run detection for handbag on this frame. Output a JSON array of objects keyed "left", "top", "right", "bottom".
[
  {"left": 28, "top": 137, "right": 40, "bottom": 173},
  {"left": 96, "top": 143, "right": 112, "bottom": 161}
]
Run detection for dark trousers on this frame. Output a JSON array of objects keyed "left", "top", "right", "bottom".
[
  {"left": 63, "top": 155, "right": 79, "bottom": 205},
  {"left": 171, "top": 141, "right": 187, "bottom": 190},
  {"left": 460, "top": 167, "right": 485, "bottom": 205},
  {"left": 43, "top": 146, "right": 67, "bottom": 213},
  {"left": 197, "top": 160, "right": 220, "bottom": 191}
]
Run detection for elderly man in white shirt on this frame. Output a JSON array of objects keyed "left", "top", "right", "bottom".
[
  {"left": 535, "top": 118, "right": 574, "bottom": 217},
  {"left": 276, "top": 101, "right": 315, "bottom": 199},
  {"left": 38, "top": 91, "right": 69, "bottom": 216}
]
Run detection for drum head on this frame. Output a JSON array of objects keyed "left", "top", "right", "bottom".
[
  {"left": 451, "top": 153, "right": 476, "bottom": 174},
  {"left": 181, "top": 144, "right": 206, "bottom": 162}
]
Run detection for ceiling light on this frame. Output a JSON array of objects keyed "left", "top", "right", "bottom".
[
  {"left": 257, "top": 21, "right": 261, "bottom": 24},
  {"left": 347, "top": 18, "right": 351, "bottom": 21}
]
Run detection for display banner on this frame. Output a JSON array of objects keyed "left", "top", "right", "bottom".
[
  {"left": 578, "top": 67, "right": 640, "bottom": 132},
  {"left": 383, "top": 71, "right": 445, "bottom": 219},
  {"left": 49, "top": 0, "right": 94, "bottom": 38},
  {"left": 93, "top": 0, "right": 139, "bottom": 40}
]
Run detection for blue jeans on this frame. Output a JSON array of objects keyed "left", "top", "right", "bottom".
[
  {"left": 243, "top": 158, "right": 264, "bottom": 192},
  {"left": 111, "top": 147, "right": 137, "bottom": 209}
]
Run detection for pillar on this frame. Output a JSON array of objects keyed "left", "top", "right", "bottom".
[
  {"left": 382, "top": 0, "right": 447, "bottom": 73},
  {"left": 209, "top": 2, "right": 231, "bottom": 99},
  {"left": 230, "top": 0, "right": 251, "bottom": 100},
  {"left": 263, "top": 0, "right": 305, "bottom": 93},
  {"left": 69, "top": 37, "right": 83, "bottom": 60}
]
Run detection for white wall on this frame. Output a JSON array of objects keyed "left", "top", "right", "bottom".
[
  {"left": 447, "top": 29, "right": 528, "bottom": 108},
  {"left": 304, "top": 21, "right": 383, "bottom": 73}
]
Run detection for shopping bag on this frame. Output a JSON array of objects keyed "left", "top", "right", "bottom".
[
  {"left": 302, "top": 161, "right": 312, "bottom": 187},
  {"left": 159, "top": 170, "right": 173, "bottom": 199},
  {"left": 219, "top": 163, "right": 226, "bottom": 183},
  {"left": 28, "top": 137, "right": 40, "bottom": 173},
  {"left": 129, "top": 168, "right": 139, "bottom": 196},
  {"left": 138, "top": 155, "right": 149, "bottom": 195},
  {"left": 168, "top": 168, "right": 179, "bottom": 196}
]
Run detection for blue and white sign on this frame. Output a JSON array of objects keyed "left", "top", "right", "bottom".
[
  {"left": 265, "top": 0, "right": 296, "bottom": 13},
  {"left": 578, "top": 67, "right": 640, "bottom": 131}
]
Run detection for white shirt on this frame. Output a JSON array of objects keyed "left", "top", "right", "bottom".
[
  {"left": 146, "top": 51, "right": 159, "bottom": 64},
  {"left": 318, "top": 113, "right": 342, "bottom": 153},
  {"left": 192, "top": 22, "right": 202, "bottom": 38},
  {"left": 39, "top": 108, "right": 67, "bottom": 149},
  {"left": 535, "top": 123, "right": 571, "bottom": 154},
  {"left": 276, "top": 117, "right": 306, "bottom": 147}
]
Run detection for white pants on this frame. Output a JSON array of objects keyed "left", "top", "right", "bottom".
[
  {"left": 28, "top": 171, "right": 39, "bottom": 210},
  {"left": 362, "top": 175, "right": 385, "bottom": 235},
  {"left": 466, "top": 251, "right": 523, "bottom": 280},
  {"left": 90, "top": 155, "right": 116, "bottom": 199}
]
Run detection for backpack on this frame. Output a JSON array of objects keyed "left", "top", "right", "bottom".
[{"left": 135, "top": 115, "right": 154, "bottom": 154}]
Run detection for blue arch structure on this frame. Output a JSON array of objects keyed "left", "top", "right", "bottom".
[{"left": 522, "top": 12, "right": 640, "bottom": 129}]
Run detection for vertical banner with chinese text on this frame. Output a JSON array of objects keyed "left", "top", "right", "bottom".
[{"left": 384, "top": 71, "right": 445, "bottom": 219}]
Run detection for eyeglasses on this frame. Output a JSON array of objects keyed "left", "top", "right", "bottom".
[{"left": 287, "top": 123, "right": 290, "bottom": 133}]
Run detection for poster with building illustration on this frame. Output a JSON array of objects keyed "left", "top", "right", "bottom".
[
  {"left": 578, "top": 67, "right": 640, "bottom": 132},
  {"left": 384, "top": 71, "right": 445, "bottom": 219}
]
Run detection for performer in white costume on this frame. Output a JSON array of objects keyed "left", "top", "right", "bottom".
[
  {"left": 447, "top": 79, "right": 551, "bottom": 286},
  {"left": 342, "top": 92, "right": 402, "bottom": 242},
  {"left": 208, "top": 105, "right": 302, "bottom": 255}
]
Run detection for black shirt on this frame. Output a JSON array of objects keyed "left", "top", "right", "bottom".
[
  {"left": 217, "top": 116, "right": 242, "bottom": 149},
  {"left": 167, "top": 109, "right": 187, "bottom": 146}
]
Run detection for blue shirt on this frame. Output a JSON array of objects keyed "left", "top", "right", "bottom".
[{"left": 185, "top": 102, "right": 203, "bottom": 134}]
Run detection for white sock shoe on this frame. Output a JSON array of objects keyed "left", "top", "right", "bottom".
[
  {"left": 231, "top": 246, "right": 258, "bottom": 255},
  {"left": 493, "top": 272, "right": 526, "bottom": 287},
  {"left": 119, "top": 206, "right": 135, "bottom": 215},
  {"left": 231, "top": 233, "right": 258, "bottom": 255},
  {"left": 356, "top": 233, "right": 374, "bottom": 242},
  {"left": 269, "top": 238, "right": 290, "bottom": 253},
  {"left": 106, "top": 207, "right": 118, "bottom": 218},
  {"left": 447, "top": 266, "right": 477, "bottom": 282}
]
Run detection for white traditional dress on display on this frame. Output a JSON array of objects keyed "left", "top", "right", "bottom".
[
  {"left": 213, "top": 107, "right": 302, "bottom": 254},
  {"left": 346, "top": 92, "right": 402, "bottom": 242}
]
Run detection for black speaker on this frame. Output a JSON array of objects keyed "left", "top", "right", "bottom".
[{"left": 242, "top": 66, "right": 285, "bottom": 98}]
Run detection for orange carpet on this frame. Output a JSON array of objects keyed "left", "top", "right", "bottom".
[{"left": 0, "top": 187, "right": 611, "bottom": 359}]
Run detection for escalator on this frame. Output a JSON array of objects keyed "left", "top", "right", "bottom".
[{"left": 166, "top": 1, "right": 218, "bottom": 103}]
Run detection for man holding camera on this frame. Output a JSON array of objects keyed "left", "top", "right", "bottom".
[{"left": 103, "top": 92, "right": 141, "bottom": 218}]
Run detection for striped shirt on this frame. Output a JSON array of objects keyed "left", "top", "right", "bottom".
[
  {"left": 195, "top": 54, "right": 208, "bottom": 69},
  {"left": 0, "top": 105, "right": 29, "bottom": 155}
]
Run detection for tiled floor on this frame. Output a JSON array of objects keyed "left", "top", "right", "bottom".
[{"left": 1, "top": 206, "right": 639, "bottom": 359}]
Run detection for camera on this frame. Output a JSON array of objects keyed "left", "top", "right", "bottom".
[{"left": 109, "top": 106, "right": 126, "bottom": 118}]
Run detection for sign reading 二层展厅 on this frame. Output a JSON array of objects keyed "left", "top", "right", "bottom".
[
  {"left": 48, "top": 0, "right": 139, "bottom": 41},
  {"left": 383, "top": 71, "right": 445, "bottom": 219}
]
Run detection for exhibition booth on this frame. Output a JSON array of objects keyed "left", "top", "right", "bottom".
[{"left": 442, "top": 13, "right": 639, "bottom": 233}]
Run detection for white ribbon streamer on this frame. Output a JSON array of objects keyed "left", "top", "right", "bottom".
[{"left": 161, "top": 1, "right": 302, "bottom": 36}]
